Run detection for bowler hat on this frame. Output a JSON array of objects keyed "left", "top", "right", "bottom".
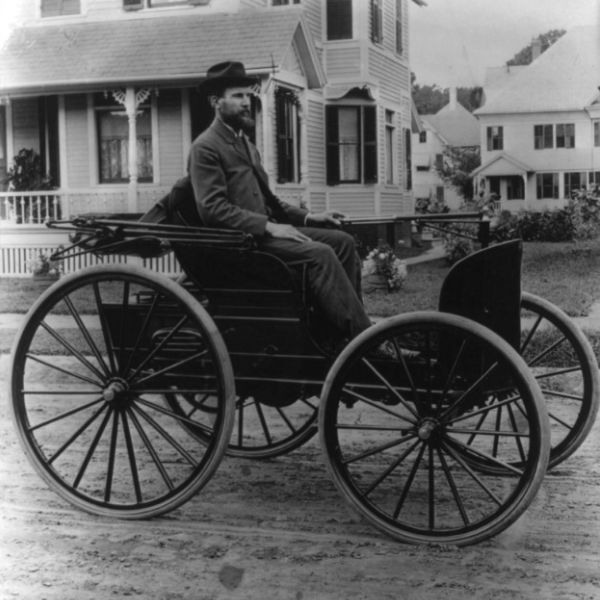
[{"left": 198, "top": 61, "right": 258, "bottom": 95}]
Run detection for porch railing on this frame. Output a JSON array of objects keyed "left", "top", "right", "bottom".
[{"left": 0, "top": 187, "right": 170, "bottom": 224}]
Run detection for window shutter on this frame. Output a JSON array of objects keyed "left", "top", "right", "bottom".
[
  {"left": 326, "top": 106, "right": 340, "bottom": 185},
  {"left": 327, "top": 0, "right": 352, "bottom": 40},
  {"left": 123, "top": 0, "right": 143, "bottom": 10},
  {"left": 363, "top": 106, "right": 377, "bottom": 183}
]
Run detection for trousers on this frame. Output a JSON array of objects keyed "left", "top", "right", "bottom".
[{"left": 257, "top": 227, "right": 372, "bottom": 341}]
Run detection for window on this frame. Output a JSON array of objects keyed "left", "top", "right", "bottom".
[
  {"left": 556, "top": 123, "right": 575, "bottom": 148},
  {"left": 506, "top": 176, "right": 524, "bottom": 200},
  {"left": 534, "top": 124, "right": 553, "bottom": 149},
  {"left": 564, "top": 172, "right": 586, "bottom": 198},
  {"left": 95, "top": 94, "right": 153, "bottom": 184},
  {"left": 536, "top": 173, "right": 559, "bottom": 199},
  {"left": 435, "top": 153, "right": 444, "bottom": 172},
  {"left": 275, "top": 87, "right": 301, "bottom": 184},
  {"left": 594, "top": 121, "right": 600, "bottom": 147},
  {"left": 385, "top": 110, "right": 395, "bottom": 184},
  {"left": 272, "top": 0, "right": 300, "bottom": 4},
  {"left": 124, "top": 0, "right": 196, "bottom": 9},
  {"left": 404, "top": 128, "right": 412, "bottom": 191},
  {"left": 589, "top": 171, "right": 600, "bottom": 188},
  {"left": 371, "top": 0, "right": 383, "bottom": 44},
  {"left": 486, "top": 126, "right": 503, "bottom": 151},
  {"left": 395, "top": 0, "right": 403, "bottom": 54},
  {"left": 327, "top": 0, "right": 352, "bottom": 40},
  {"left": 436, "top": 186, "right": 445, "bottom": 203},
  {"left": 0, "top": 106, "right": 6, "bottom": 188},
  {"left": 326, "top": 105, "right": 377, "bottom": 184},
  {"left": 41, "top": 0, "right": 80, "bottom": 17},
  {"left": 419, "top": 130, "right": 427, "bottom": 143}
]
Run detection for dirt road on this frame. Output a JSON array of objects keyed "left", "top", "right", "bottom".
[{"left": 1, "top": 354, "right": 600, "bottom": 600}]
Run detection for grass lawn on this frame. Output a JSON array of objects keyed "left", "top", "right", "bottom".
[
  {"left": 364, "top": 239, "right": 600, "bottom": 318},
  {"left": 1, "top": 239, "right": 600, "bottom": 318}
]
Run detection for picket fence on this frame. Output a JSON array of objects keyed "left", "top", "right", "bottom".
[{"left": 0, "top": 225, "right": 183, "bottom": 278}]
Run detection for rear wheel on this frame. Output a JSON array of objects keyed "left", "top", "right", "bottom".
[
  {"left": 9, "top": 265, "right": 235, "bottom": 518},
  {"left": 320, "top": 312, "right": 550, "bottom": 546},
  {"left": 520, "top": 292, "right": 599, "bottom": 469},
  {"left": 165, "top": 384, "right": 319, "bottom": 459}
]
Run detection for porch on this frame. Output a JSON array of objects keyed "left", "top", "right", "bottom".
[{"left": 0, "top": 187, "right": 174, "bottom": 277}]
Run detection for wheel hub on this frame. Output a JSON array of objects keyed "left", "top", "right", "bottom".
[
  {"left": 102, "top": 378, "right": 130, "bottom": 406},
  {"left": 417, "top": 417, "right": 440, "bottom": 441}
]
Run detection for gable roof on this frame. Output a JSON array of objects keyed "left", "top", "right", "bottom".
[
  {"left": 0, "top": 9, "right": 324, "bottom": 95},
  {"left": 421, "top": 99, "right": 479, "bottom": 147},
  {"left": 471, "top": 153, "right": 534, "bottom": 178},
  {"left": 476, "top": 26, "right": 600, "bottom": 115}
]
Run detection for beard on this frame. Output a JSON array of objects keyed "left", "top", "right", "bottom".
[{"left": 221, "top": 110, "right": 255, "bottom": 133}]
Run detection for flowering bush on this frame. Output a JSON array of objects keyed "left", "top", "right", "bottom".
[
  {"left": 362, "top": 243, "right": 408, "bottom": 291},
  {"left": 28, "top": 247, "right": 64, "bottom": 277}
]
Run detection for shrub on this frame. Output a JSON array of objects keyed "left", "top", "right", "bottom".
[{"left": 567, "top": 187, "right": 600, "bottom": 240}]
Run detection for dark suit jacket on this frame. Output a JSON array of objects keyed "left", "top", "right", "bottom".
[{"left": 188, "top": 118, "right": 308, "bottom": 236}]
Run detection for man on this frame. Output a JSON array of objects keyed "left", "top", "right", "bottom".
[{"left": 187, "top": 61, "right": 372, "bottom": 344}]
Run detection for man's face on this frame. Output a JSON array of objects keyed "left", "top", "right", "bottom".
[{"left": 213, "top": 86, "right": 255, "bottom": 132}]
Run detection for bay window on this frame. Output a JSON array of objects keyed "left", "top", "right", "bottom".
[{"left": 326, "top": 105, "right": 377, "bottom": 184}]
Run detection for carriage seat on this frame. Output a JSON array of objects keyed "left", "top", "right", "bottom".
[{"left": 438, "top": 239, "right": 522, "bottom": 350}]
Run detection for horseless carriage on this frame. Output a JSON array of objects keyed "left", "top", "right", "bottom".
[{"left": 8, "top": 212, "right": 599, "bottom": 546}]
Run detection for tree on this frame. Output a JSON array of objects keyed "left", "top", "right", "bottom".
[
  {"left": 411, "top": 74, "right": 483, "bottom": 114},
  {"left": 436, "top": 145, "right": 481, "bottom": 202},
  {"left": 506, "top": 29, "right": 566, "bottom": 66}
]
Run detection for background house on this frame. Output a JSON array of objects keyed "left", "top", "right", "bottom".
[
  {"left": 412, "top": 87, "right": 479, "bottom": 210},
  {"left": 0, "top": 0, "right": 424, "bottom": 275},
  {"left": 472, "top": 26, "right": 600, "bottom": 212}
]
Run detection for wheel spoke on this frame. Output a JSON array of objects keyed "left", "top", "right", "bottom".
[
  {"left": 392, "top": 442, "right": 426, "bottom": 520},
  {"left": 132, "top": 350, "right": 208, "bottom": 386},
  {"left": 39, "top": 321, "right": 106, "bottom": 381},
  {"left": 128, "top": 315, "right": 190, "bottom": 380},
  {"left": 444, "top": 436, "right": 524, "bottom": 476},
  {"left": 520, "top": 314, "right": 543, "bottom": 354},
  {"left": 72, "top": 407, "right": 113, "bottom": 489},
  {"left": 126, "top": 407, "right": 174, "bottom": 491},
  {"left": 131, "top": 404, "right": 199, "bottom": 467},
  {"left": 440, "top": 361, "right": 500, "bottom": 420},
  {"left": 48, "top": 403, "right": 109, "bottom": 465},
  {"left": 121, "top": 410, "right": 143, "bottom": 503},
  {"left": 342, "top": 432, "right": 417, "bottom": 466},
  {"left": 254, "top": 401, "right": 272, "bottom": 445},
  {"left": 122, "top": 291, "right": 162, "bottom": 376},
  {"left": 104, "top": 410, "right": 120, "bottom": 502},
  {"left": 527, "top": 335, "right": 568, "bottom": 367},
  {"left": 441, "top": 440, "right": 504, "bottom": 506},
  {"left": 341, "top": 386, "right": 417, "bottom": 426},
  {"left": 437, "top": 446, "right": 470, "bottom": 526},
  {"left": 29, "top": 397, "right": 105, "bottom": 432},
  {"left": 63, "top": 294, "right": 111, "bottom": 377},
  {"left": 25, "top": 353, "right": 103, "bottom": 387},
  {"left": 117, "top": 281, "right": 131, "bottom": 376},
  {"left": 134, "top": 396, "right": 214, "bottom": 436},
  {"left": 360, "top": 358, "right": 419, "bottom": 418},
  {"left": 93, "top": 282, "right": 118, "bottom": 374},
  {"left": 363, "top": 438, "right": 421, "bottom": 496}
]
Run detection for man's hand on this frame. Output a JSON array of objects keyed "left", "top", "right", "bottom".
[
  {"left": 305, "top": 211, "right": 346, "bottom": 228},
  {"left": 265, "top": 222, "right": 311, "bottom": 242}
]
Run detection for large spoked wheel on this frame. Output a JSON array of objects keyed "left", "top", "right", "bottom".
[
  {"left": 319, "top": 312, "right": 550, "bottom": 546},
  {"left": 9, "top": 265, "right": 235, "bottom": 518},
  {"left": 520, "top": 292, "right": 599, "bottom": 469},
  {"left": 165, "top": 383, "right": 319, "bottom": 459}
]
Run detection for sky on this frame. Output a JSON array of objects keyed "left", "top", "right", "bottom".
[{"left": 409, "top": 0, "right": 600, "bottom": 87}]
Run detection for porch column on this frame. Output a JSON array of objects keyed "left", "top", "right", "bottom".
[{"left": 111, "top": 87, "right": 151, "bottom": 213}]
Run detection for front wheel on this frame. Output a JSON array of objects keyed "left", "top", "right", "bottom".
[
  {"left": 319, "top": 312, "right": 550, "bottom": 546},
  {"left": 9, "top": 265, "right": 235, "bottom": 518}
]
